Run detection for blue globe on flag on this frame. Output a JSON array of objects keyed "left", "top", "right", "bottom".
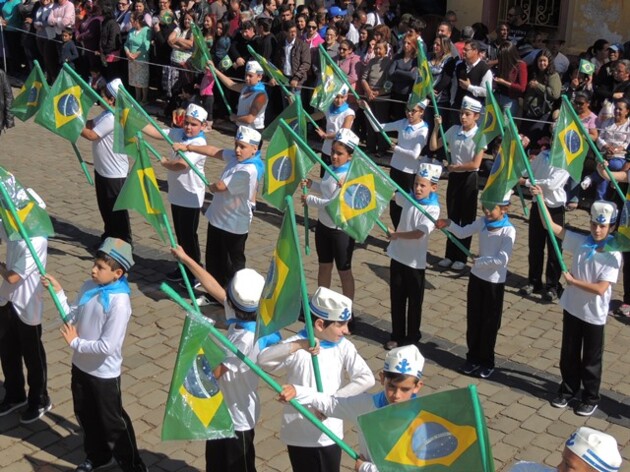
[
  {"left": 57, "top": 93, "right": 80, "bottom": 118},
  {"left": 564, "top": 129, "right": 581, "bottom": 154},
  {"left": 27, "top": 86, "right": 39, "bottom": 104},
  {"left": 272, "top": 155, "right": 293, "bottom": 183},
  {"left": 412, "top": 421, "right": 459, "bottom": 460},
  {"left": 182, "top": 354, "right": 220, "bottom": 399},
  {"left": 344, "top": 184, "right": 372, "bottom": 210}
]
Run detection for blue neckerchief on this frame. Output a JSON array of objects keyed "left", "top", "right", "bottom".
[
  {"left": 78, "top": 277, "right": 131, "bottom": 313},
  {"left": 409, "top": 191, "right": 439, "bottom": 206},
  {"left": 181, "top": 129, "right": 205, "bottom": 142},
  {"left": 372, "top": 391, "right": 417, "bottom": 409},
  {"left": 242, "top": 82, "right": 266, "bottom": 96},
  {"left": 297, "top": 328, "right": 342, "bottom": 349},
  {"left": 484, "top": 214, "right": 513, "bottom": 230},
  {"left": 240, "top": 150, "right": 265, "bottom": 180},
  {"left": 582, "top": 234, "right": 613, "bottom": 259},
  {"left": 404, "top": 120, "right": 418, "bottom": 133},
  {"left": 329, "top": 102, "right": 350, "bottom": 115},
  {"left": 227, "top": 319, "right": 282, "bottom": 350},
  {"left": 331, "top": 162, "right": 351, "bottom": 174}
]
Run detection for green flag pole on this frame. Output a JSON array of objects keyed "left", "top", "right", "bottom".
[
  {"left": 515, "top": 184, "right": 529, "bottom": 218},
  {"left": 160, "top": 282, "right": 360, "bottom": 459},
  {"left": 285, "top": 196, "right": 323, "bottom": 391},
  {"left": 506, "top": 109, "right": 567, "bottom": 272},
  {"left": 0, "top": 181, "right": 68, "bottom": 323},
  {"left": 302, "top": 184, "right": 311, "bottom": 256},
  {"left": 560, "top": 95, "right": 626, "bottom": 201},
  {"left": 279, "top": 120, "right": 391, "bottom": 238},
  {"left": 70, "top": 143, "right": 94, "bottom": 186},
  {"left": 469, "top": 385, "right": 494, "bottom": 472}
]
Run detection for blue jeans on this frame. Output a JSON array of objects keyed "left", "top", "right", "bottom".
[{"left": 589, "top": 157, "right": 625, "bottom": 200}]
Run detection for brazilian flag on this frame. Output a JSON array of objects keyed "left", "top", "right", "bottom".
[
  {"left": 262, "top": 94, "right": 307, "bottom": 141},
  {"left": 325, "top": 155, "right": 395, "bottom": 243},
  {"left": 162, "top": 313, "right": 235, "bottom": 440},
  {"left": 248, "top": 45, "right": 290, "bottom": 87},
  {"left": 34, "top": 69, "right": 95, "bottom": 143},
  {"left": 408, "top": 38, "right": 433, "bottom": 107},
  {"left": 605, "top": 199, "right": 630, "bottom": 252},
  {"left": 256, "top": 208, "right": 302, "bottom": 339},
  {"left": 114, "top": 87, "right": 150, "bottom": 155},
  {"left": 480, "top": 119, "right": 525, "bottom": 210},
  {"left": 262, "top": 118, "right": 314, "bottom": 211},
  {"left": 474, "top": 84, "right": 504, "bottom": 153},
  {"left": 11, "top": 61, "right": 48, "bottom": 122},
  {"left": 310, "top": 46, "right": 347, "bottom": 112},
  {"left": 549, "top": 99, "right": 589, "bottom": 183},
  {"left": 0, "top": 167, "right": 54, "bottom": 241},
  {"left": 113, "top": 137, "right": 167, "bottom": 241},
  {"left": 359, "top": 386, "right": 494, "bottom": 472},
  {"left": 190, "top": 23, "right": 211, "bottom": 72}
]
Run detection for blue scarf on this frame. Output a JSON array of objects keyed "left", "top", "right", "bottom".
[
  {"left": 409, "top": 191, "right": 439, "bottom": 206},
  {"left": 297, "top": 328, "right": 342, "bottom": 349},
  {"left": 329, "top": 102, "right": 350, "bottom": 115},
  {"left": 372, "top": 391, "right": 417, "bottom": 408},
  {"left": 240, "top": 150, "right": 265, "bottom": 180},
  {"left": 242, "top": 82, "right": 266, "bottom": 96},
  {"left": 331, "top": 162, "right": 351, "bottom": 175},
  {"left": 582, "top": 234, "right": 613, "bottom": 260},
  {"left": 78, "top": 277, "right": 131, "bottom": 313},
  {"left": 484, "top": 214, "right": 513, "bottom": 230},
  {"left": 226, "top": 319, "right": 282, "bottom": 350}
]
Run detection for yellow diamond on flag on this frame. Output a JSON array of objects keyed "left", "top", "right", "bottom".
[
  {"left": 267, "top": 144, "right": 297, "bottom": 195},
  {"left": 384, "top": 410, "right": 477, "bottom": 467},
  {"left": 26, "top": 81, "right": 43, "bottom": 107},
  {"left": 53, "top": 85, "right": 84, "bottom": 129},
  {"left": 258, "top": 247, "right": 290, "bottom": 326},
  {"left": 138, "top": 168, "right": 161, "bottom": 215},
  {"left": 5, "top": 201, "right": 35, "bottom": 234},
  {"left": 339, "top": 173, "right": 377, "bottom": 223},
  {"left": 179, "top": 350, "right": 224, "bottom": 427},
  {"left": 558, "top": 121, "right": 585, "bottom": 166},
  {"left": 483, "top": 103, "right": 497, "bottom": 135}
]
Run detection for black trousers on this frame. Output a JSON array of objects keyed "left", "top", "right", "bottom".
[
  {"left": 71, "top": 366, "right": 146, "bottom": 472},
  {"left": 287, "top": 444, "right": 342, "bottom": 472},
  {"left": 445, "top": 171, "right": 478, "bottom": 263},
  {"left": 94, "top": 171, "right": 132, "bottom": 244},
  {"left": 558, "top": 311, "right": 604, "bottom": 405},
  {"left": 390, "top": 259, "right": 425, "bottom": 344},
  {"left": 0, "top": 303, "right": 48, "bottom": 409},
  {"left": 205, "top": 429, "right": 256, "bottom": 472},
  {"left": 466, "top": 274, "right": 504, "bottom": 369},
  {"left": 364, "top": 97, "right": 390, "bottom": 155},
  {"left": 205, "top": 223, "right": 248, "bottom": 288},
  {"left": 389, "top": 167, "right": 416, "bottom": 229},
  {"left": 528, "top": 204, "right": 564, "bottom": 290},
  {"left": 171, "top": 204, "right": 201, "bottom": 277},
  {"left": 623, "top": 251, "right": 630, "bottom": 304}
]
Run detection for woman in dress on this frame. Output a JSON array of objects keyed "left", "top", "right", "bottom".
[{"left": 125, "top": 11, "right": 152, "bottom": 104}]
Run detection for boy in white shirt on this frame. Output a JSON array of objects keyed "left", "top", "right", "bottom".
[
  {"left": 258, "top": 287, "right": 375, "bottom": 472},
  {"left": 385, "top": 163, "right": 441, "bottom": 350},
  {"left": 43, "top": 238, "right": 147, "bottom": 472}
]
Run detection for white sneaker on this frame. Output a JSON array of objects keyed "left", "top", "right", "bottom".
[
  {"left": 451, "top": 261, "right": 466, "bottom": 271},
  {"left": 580, "top": 176, "right": 592, "bottom": 190},
  {"left": 438, "top": 258, "right": 452, "bottom": 268}
]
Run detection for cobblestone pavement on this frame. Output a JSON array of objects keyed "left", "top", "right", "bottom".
[{"left": 0, "top": 103, "right": 628, "bottom": 472}]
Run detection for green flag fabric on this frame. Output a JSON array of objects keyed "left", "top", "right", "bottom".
[
  {"left": 579, "top": 59, "right": 595, "bottom": 76},
  {"left": 113, "top": 138, "right": 168, "bottom": 241},
  {"left": 262, "top": 95, "right": 307, "bottom": 141},
  {"left": 190, "top": 23, "right": 211, "bottom": 72},
  {"left": 358, "top": 387, "right": 494, "bottom": 472},
  {"left": 34, "top": 69, "right": 95, "bottom": 143},
  {"left": 114, "top": 87, "right": 150, "bottom": 155},
  {"left": 325, "top": 155, "right": 395, "bottom": 243},
  {"left": 256, "top": 209, "right": 302, "bottom": 339},
  {"left": 162, "top": 314, "right": 235, "bottom": 440},
  {"left": 262, "top": 120, "right": 314, "bottom": 211},
  {"left": 480, "top": 120, "right": 526, "bottom": 210},
  {"left": 310, "top": 47, "right": 347, "bottom": 111},
  {"left": 474, "top": 85, "right": 504, "bottom": 153},
  {"left": 549, "top": 100, "right": 589, "bottom": 183},
  {"left": 11, "top": 62, "right": 48, "bottom": 121},
  {"left": 249, "top": 46, "right": 290, "bottom": 87},
  {"left": 408, "top": 40, "right": 433, "bottom": 106},
  {"left": 0, "top": 167, "right": 54, "bottom": 241}
]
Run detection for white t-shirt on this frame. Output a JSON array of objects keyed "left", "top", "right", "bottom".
[
  {"left": 387, "top": 193, "right": 439, "bottom": 269},
  {"left": 205, "top": 150, "right": 259, "bottom": 235},
  {"left": 0, "top": 236, "right": 47, "bottom": 326},
  {"left": 381, "top": 119, "right": 429, "bottom": 174},
  {"left": 305, "top": 167, "right": 348, "bottom": 229},
  {"left": 166, "top": 128, "right": 207, "bottom": 208},
  {"left": 444, "top": 125, "right": 480, "bottom": 171},
  {"left": 92, "top": 111, "right": 129, "bottom": 178},
  {"left": 237, "top": 89, "right": 267, "bottom": 130},
  {"left": 322, "top": 107, "right": 356, "bottom": 156},
  {"left": 560, "top": 231, "right": 621, "bottom": 325},
  {"left": 522, "top": 150, "right": 569, "bottom": 208}
]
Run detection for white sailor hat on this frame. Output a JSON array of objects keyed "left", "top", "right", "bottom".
[
  {"left": 334, "top": 128, "right": 360, "bottom": 150},
  {"left": 106, "top": 78, "right": 123, "bottom": 98},
  {"left": 566, "top": 427, "right": 622, "bottom": 472},
  {"left": 416, "top": 163, "right": 442, "bottom": 183},
  {"left": 26, "top": 188, "right": 46, "bottom": 209},
  {"left": 309, "top": 287, "right": 352, "bottom": 322},
  {"left": 337, "top": 84, "right": 349, "bottom": 96},
  {"left": 384, "top": 345, "right": 424, "bottom": 379},
  {"left": 185, "top": 103, "right": 208, "bottom": 122},
  {"left": 245, "top": 60, "right": 264, "bottom": 74},
  {"left": 461, "top": 96, "right": 483, "bottom": 113},
  {"left": 408, "top": 98, "right": 429, "bottom": 109},
  {"left": 500, "top": 190, "right": 513, "bottom": 206},
  {"left": 591, "top": 200, "right": 617, "bottom": 225},
  {"left": 235, "top": 125, "right": 262, "bottom": 146},
  {"left": 227, "top": 268, "right": 265, "bottom": 313}
]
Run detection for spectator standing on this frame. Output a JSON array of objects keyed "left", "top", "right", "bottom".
[{"left": 125, "top": 11, "right": 152, "bottom": 104}]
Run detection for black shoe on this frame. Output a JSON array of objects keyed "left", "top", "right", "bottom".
[
  {"left": 166, "top": 269, "right": 184, "bottom": 282},
  {"left": 518, "top": 284, "right": 540, "bottom": 296},
  {"left": 575, "top": 402, "right": 598, "bottom": 416},
  {"left": 0, "top": 399, "right": 27, "bottom": 416},
  {"left": 459, "top": 361, "right": 480, "bottom": 375},
  {"left": 478, "top": 367, "right": 494, "bottom": 379},
  {"left": 542, "top": 288, "right": 558, "bottom": 302},
  {"left": 19, "top": 400, "right": 52, "bottom": 424},
  {"left": 75, "top": 458, "right": 115, "bottom": 472},
  {"left": 551, "top": 394, "right": 569, "bottom": 408}
]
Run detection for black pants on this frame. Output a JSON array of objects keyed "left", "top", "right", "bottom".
[
  {"left": 205, "top": 223, "right": 248, "bottom": 288},
  {"left": 171, "top": 204, "right": 201, "bottom": 278},
  {"left": 528, "top": 203, "right": 564, "bottom": 290},
  {"left": 558, "top": 311, "right": 604, "bottom": 405},
  {"left": 71, "top": 366, "right": 146, "bottom": 472},
  {"left": 287, "top": 444, "right": 341, "bottom": 472},
  {"left": 445, "top": 171, "right": 478, "bottom": 263},
  {"left": 364, "top": 97, "right": 390, "bottom": 155},
  {"left": 623, "top": 251, "right": 630, "bottom": 304},
  {"left": 390, "top": 259, "right": 425, "bottom": 344},
  {"left": 205, "top": 429, "right": 256, "bottom": 472},
  {"left": 389, "top": 168, "right": 415, "bottom": 229},
  {"left": 0, "top": 303, "right": 48, "bottom": 409},
  {"left": 466, "top": 274, "right": 504, "bottom": 369},
  {"left": 94, "top": 171, "right": 132, "bottom": 244}
]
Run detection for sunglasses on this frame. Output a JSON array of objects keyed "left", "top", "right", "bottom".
[
  {"left": 406, "top": 108, "right": 420, "bottom": 114},
  {"left": 307, "top": 25, "right": 317, "bottom": 29},
  {"left": 573, "top": 101, "right": 586, "bottom": 106}
]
